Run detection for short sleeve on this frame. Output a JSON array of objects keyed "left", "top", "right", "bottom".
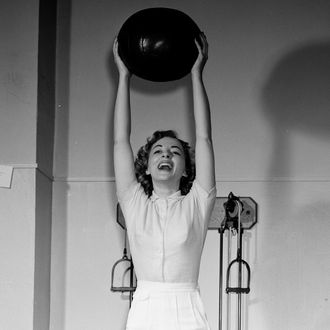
[
  {"left": 189, "top": 180, "right": 217, "bottom": 226},
  {"left": 192, "top": 180, "right": 217, "bottom": 200},
  {"left": 117, "top": 181, "right": 148, "bottom": 229},
  {"left": 116, "top": 180, "right": 141, "bottom": 204}
]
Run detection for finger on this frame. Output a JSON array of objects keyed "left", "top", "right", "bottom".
[
  {"left": 194, "top": 41, "right": 204, "bottom": 59},
  {"left": 200, "top": 32, "right": 208, "bottom": 51},
  {"left": 200, "top": 32, "right": 208, "bottom": 54},
  {"left": 113, "top": 38, "right": 118, "bottom": 54},
  {"left": 194, "top": 38, "right": 202, "bottom": 51},
  {"left": 203, "top": 39, "right": 208, "bottom": 57}
]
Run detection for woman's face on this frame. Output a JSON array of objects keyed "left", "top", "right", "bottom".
[{"left": 146, "top": 137, "right": 186, "bottom": 185}]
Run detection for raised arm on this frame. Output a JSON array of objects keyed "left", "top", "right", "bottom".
[
  {"left": 113, "top": 38, "right": 136, "bottom": 196},
  {"left": 191, "top": 33, "right": 216, "bottom": 191}
]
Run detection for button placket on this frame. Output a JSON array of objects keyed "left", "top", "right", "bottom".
[{"left": 158, "top": 198, "right": 168, "bottom": 281}]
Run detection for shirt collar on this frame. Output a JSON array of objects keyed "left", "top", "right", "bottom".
[{"left": 150, "top": 189, "right": 183, "bottom": 201}]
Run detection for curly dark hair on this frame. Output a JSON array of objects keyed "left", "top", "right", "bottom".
[{"left": 134, "top": 130, "right": 195, "bottom": 197}]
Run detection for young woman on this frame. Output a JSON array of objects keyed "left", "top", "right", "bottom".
[{"left": 113, "top": 33, "right": 216, "bottom": 330}]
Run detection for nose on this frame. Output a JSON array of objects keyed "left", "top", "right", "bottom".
[{"left": 162, "top": 150, "right": 172, "bottom": 158}]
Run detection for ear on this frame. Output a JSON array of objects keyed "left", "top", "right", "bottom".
[
  {"left": 182, "top": 171, "right": 188, "bottom": 177},
  {"left": 146, "top": 169, "right": 150, "bottom": 175}
]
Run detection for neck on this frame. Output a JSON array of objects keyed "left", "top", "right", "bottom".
[{"left": 152, "top": 180, "right": 180, "bottom": 198}]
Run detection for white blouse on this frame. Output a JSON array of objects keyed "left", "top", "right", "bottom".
[{"left": 118, "top": 181, "right": 216, "bottom": 283}]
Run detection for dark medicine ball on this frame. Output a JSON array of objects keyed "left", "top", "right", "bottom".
[{"left": 117, "top": 8, "right": 201, "bottom": 82}]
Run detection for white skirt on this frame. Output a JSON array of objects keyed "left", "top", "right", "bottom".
[{"left": 126, "top": 281, "right": 211, "bottom": 330}]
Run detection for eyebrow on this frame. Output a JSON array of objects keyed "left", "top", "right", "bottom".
[
  {"left": 171, "top": 146, "right": 182, "bottom": 151},
  {"left": 151, "top": 144, "right": 183, "bottom": 151}
]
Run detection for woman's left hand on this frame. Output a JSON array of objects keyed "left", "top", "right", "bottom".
[
  {"left": 191, "top": 32, "right": 208, "bottom": 75},
  {"left": 113, "top": 37, "right": 131, "bottom": 78}
]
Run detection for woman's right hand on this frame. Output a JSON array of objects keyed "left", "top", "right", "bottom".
[
  {"left": 191, "top": 32, "right": 208, "bottom": 77},
  {"left": 113, "top": 37, "right": 131, "bottom": 77}
]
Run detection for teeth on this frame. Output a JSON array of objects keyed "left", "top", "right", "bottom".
[{"left": 158, "top": 163, "right": 172, "bottom": 170}]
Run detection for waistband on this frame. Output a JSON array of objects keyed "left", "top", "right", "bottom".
[{"left": 137, "top": 280, "right": 199, "bottom": 293}]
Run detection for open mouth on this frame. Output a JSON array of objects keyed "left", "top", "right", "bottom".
[{"left": 157, "top": 162, "right": 173, "bottom": 171}]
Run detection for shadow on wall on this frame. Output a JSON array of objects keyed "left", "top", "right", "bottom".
[
  {"left": 261, "top": 40, "right": 330, "bottom": 179},
  {"left": 262, "top": 40, "right": 330, "bottom": 137},
  {"left": 258, "top": 41, "right": 330, "bottom": 329},
  {"left": 51, "top": 0, "right": 71, "bottom": 329}
]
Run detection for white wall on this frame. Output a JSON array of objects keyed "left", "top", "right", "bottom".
[
  {"left": 0, "top": 1, "right": 56, "bottom": 329},
  {"left": 0, "top": 1, "right": 39, "bottom": 329},
  {"left": 0, "top": 0, "right": 38, "bottom": 164},
  {"left": 0, "top": 170, "right": 36, "bottom": 329},
  {"left": 52, "top": 0, "right": 330, "bottom": 329}
]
